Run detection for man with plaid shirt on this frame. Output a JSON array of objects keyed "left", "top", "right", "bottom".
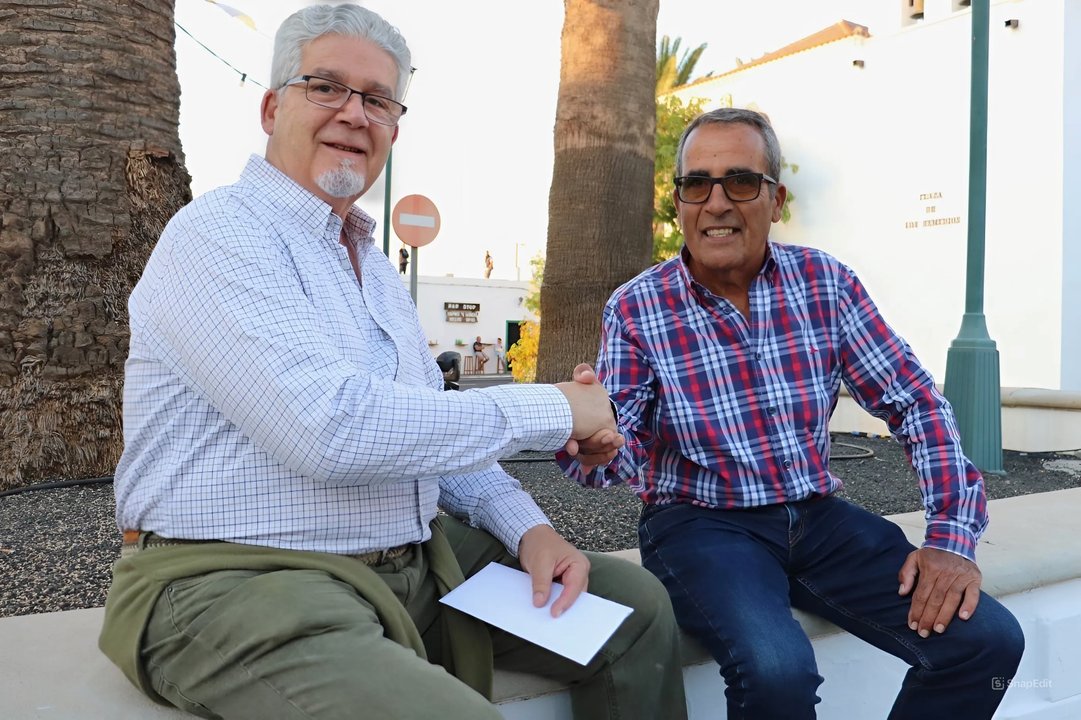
[{"left": 562, "top": 107, "right": 1023, "bottom": 720}]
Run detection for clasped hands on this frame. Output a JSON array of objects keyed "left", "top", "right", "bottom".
[
  {"left": 512, "top": 364, "right": 623, "bottom": 619},
  {"left": 513, "top": 364, "right": 619, "bottom": 618},
  {"left": 555, "top": 362, "right": 624, "bottom": 470}
]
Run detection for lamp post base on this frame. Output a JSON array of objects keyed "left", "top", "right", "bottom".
[{"left": 943, "top": 313, "right": 1004, "bottom": 474}]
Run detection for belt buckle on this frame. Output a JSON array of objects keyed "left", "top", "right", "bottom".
[{"left": 377, "top": 543, "right": 409, "bottom": 564}]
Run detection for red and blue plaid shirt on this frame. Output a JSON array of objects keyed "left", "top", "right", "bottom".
[{"left": 561, "top": 243, "right": 987, "bottom": 561}]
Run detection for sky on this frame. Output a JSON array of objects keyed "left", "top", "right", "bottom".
[{"left": 174, "top": 0, "right": 891, "bottom": 280}]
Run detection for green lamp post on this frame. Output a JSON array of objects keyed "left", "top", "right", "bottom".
[
  {"left": 381, "top": 149, "right": 393, "bottom": 258},
  {"left": 943, "top": 0, "right": 1004, "bottom": 474}
]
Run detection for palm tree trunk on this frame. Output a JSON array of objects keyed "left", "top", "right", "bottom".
[
  {"left": 537, "top": 0, "right": 658, "bottom": 383},
  {"left": 0, "top": 0, "right": 191, "bottom": 490}
]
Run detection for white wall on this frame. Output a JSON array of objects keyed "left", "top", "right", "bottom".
[
  {"left": 1062, "top": 0, "right": 1081, "bottom": 390},
  {"left": 405, "top": 275, "right": 536, "bottom": 369},
  {"left": 672, "top": 0, "right": 1069, "bottom": 389}
]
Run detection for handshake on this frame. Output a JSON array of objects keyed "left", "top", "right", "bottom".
[{"left": 554, "top": 363, "right": 625, "bottom": 469}]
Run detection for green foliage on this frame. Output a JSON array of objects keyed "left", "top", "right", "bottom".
[
  {"left": 653, "top": 95, "right": 706, "bottom": 261},
  {"left": 780, "top": 157, "right": 798, "bottom": 224},
  {"left": 505, "top": 320, "right": 539, "bottom": 383},
  {"left": 522, "top": 254, "right": 544, "bottom": 315},
  {"left": 656, "top": 35, "right": 712, "bottom": 95},
  {"left": 507, "top": 254, "right": 544, "bottom": 383},
  {"left": 653, "top": 35, "right": 715, "bottom": 261}
]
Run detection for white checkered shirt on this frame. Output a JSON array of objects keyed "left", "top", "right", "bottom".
[{"left": 114, "top": 156, "right": 570, "bottom": 555}]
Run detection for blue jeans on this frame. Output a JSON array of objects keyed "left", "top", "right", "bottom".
[{"left": 639, "top": 497, "right": 1024, "bottom": 720}]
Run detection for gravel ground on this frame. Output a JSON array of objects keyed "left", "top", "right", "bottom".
[{"left": 2, "top": 434, "right": 1080, "bottom": 618}]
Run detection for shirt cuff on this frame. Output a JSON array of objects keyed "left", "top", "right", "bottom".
[
  {"left": 476, "top": 490, "right": 553, "bottom": 557},
  {"left": 923, "top": 520, "right": 980, "bottom": 562},
  {"left": 485, "top": 384, "right": 572, "bottom": 452}
]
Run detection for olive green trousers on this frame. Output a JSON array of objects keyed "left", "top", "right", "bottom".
[{"left": 141, "top": 516, "right": 687, "bottom": 720}]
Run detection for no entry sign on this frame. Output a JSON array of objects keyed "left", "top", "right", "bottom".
[{"left": 392, "top": 194, "right": 441, "bottom": 248}]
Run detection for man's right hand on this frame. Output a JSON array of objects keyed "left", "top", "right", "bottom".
[{"left": 555, "top": 363, "right": 617, "bottom": 445}]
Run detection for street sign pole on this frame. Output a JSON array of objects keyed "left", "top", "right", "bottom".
[
  {"left": 410, "top": 247, "right": 418, "bottom": 302},
  {"left": 392, "top": 194, "right": 441, "bottom": 304},
  {"left": 381, "top": 150, "right": 393, "bottom": 258},
  {"left": 943, "top": 0, "right": 1003, "bottom": 473}
]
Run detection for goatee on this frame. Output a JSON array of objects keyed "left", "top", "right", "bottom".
[{"left": 317, "top": 160, "right": 366, "bottom": 198}]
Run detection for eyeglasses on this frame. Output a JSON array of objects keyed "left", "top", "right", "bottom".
[
  {"left": 281, "top": 75, "right": 408, "bottom": 126},
  {"left": 673, "top": 172, "right": 777, "bottom": 203}
]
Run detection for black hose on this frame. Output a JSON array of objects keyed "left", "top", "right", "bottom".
[
  {"left": 831, "top": 441, "right": 875, "bottom": 460},
  {"left": 0, "top": 476, "right": 114, "bottom": 499}
]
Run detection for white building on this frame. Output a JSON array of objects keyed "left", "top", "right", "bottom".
[
  {"left": 402, "top": 274, "right": 537, "bottom": 374},
  {"left": 668, "top": 0, "right": 1081, "bottom": 391}
]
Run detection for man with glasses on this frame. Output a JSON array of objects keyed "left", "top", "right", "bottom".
[
  {"left": 562, "top": 107, "right": 1023, "bottom": 719},
  {"left": 98, "top": 5, "right": 686, "bottom": 719}
]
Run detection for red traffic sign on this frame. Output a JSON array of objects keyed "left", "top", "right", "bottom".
[{"left": 392, "top": 194, "right": 441, "bottom": 248}]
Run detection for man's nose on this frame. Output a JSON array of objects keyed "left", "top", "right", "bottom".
[
  {"left": 338, "top": 92, "right": 371, "bottom": 127},
  {"left": 702, "top": 181, "right": 734, "bottom": 212}
]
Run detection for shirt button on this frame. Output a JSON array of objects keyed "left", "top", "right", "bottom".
[
  {"left": 768, "top": 406, "right": 777, "bottom": 415},
  {"left": 783, "top": 459, "right": 793, "bottom": 469},
  {"left": 756, "top": 352, "right": 763, "bottom": 361}
]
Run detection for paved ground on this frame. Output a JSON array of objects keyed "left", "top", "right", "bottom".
[
  {"left": 458, "top": 372, "right": 515, "bottom": 389},
  {"left": 2, "top": 372, "right": 1079, "bottom": 618}
]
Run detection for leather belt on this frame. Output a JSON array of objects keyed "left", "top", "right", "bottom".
[
  {"left": 121, "top": 531, "right": 412, "bottom": 565},
  {"left": 350, "top": 544, "right": 412, "bottom": 565}
]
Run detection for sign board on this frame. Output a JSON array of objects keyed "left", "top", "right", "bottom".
[
  {"left": 392, "top": 194, "right": 441, "bottom": 248},
  {"left": 444, "top": 301, "right": 480, "bottom": 323}
]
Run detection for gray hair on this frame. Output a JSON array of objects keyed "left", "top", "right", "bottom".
[
  {"left": 675, "top": 107, "right": 782, "bottom": 181},
  {"left": 270, "top": 4, "right": 412, "bottom": 99}
]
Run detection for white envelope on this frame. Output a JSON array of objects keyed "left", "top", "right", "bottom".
[{"left": 439, "top": 562, "right": 634, "bottom": 665}]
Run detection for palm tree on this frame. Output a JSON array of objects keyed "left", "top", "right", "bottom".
[
  {"left": 536, "top": 0, "right": 659, "bottom": 383},
  {"left": 0, "top": 0, "right": 191, "bottom": 491},
  {"left": 656, "top": 35, "right": 711, "bottom": 95}
]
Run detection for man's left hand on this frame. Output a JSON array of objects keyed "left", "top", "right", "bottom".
[
  {"left": 898, "top": 547, "right": 982, "bottom": 637},
  {"left": 569, "top": 428, "right": 624, "bottom": 471},
  {"left": 518, "top": 524, "right": 590, "bottom": 618}
]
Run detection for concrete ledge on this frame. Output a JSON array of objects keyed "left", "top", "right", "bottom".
[
  {"left": 829, "top": 385, "right": 1081, "bottom": 452},
  {"left": 3, "top": 489, "right": 1080, "bottom": 719},
  {"left": 1000, "top": 388, "right": 1081, "bottom": 410},
  {"left": 497, "top": 488, "right": 1081, "bottom": 715}
]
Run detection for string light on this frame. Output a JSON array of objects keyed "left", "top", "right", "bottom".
[
  {"left": 175, "top": 22, "right": 268, "bottom": 89},
  {"left": 175, "top": 16, "right": 416, "bottom": 96}
]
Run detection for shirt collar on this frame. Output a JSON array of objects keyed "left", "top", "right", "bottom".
[
  {"left": 676, "top": 241, "right": 781, "bottom": 298},
  {"left": 240, "top": 155, "right": 377, "bottom": 249}
]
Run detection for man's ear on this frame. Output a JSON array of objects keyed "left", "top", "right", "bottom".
[
  {"left": 260, "top": 90, "right": 278, "bottom": 136},
  {"left": 771, "top": 183, "right": 788, "bottom": 223},
  {"left": 391, "top": 124, "right": 399, "bottom": 144}
]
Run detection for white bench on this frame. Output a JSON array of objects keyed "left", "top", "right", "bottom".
[{"left": 3, "top": 489, "right": 1080, "bottom": 719}]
